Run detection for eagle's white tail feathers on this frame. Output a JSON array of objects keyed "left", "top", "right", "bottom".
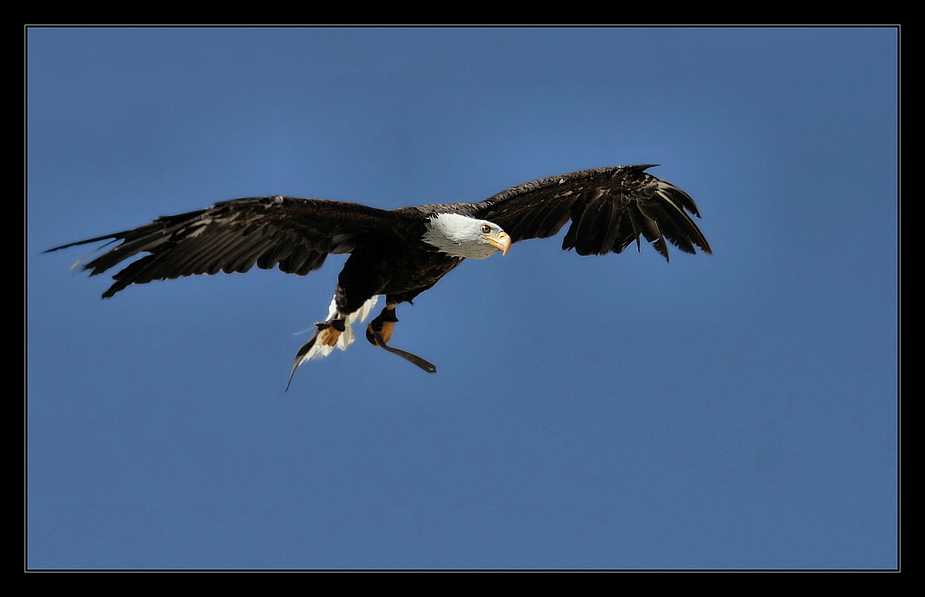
[{"left": 331, "top": 294, "right": 379, "bottom": 351}]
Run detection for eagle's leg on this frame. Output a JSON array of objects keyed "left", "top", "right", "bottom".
[
  {"left": 366, "top": 303, "right": 398, "bottom": 347},
  {"left": 365, "top": 303, "right": 437, "bottom": 373},
  {"left": 292, "top": 316, "right": 347, "bottom": 359},
  {"left": 315, "top": 316, "right": 348, "bottom": 347}
]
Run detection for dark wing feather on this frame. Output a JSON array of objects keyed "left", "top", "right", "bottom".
[
  {"left": 459, "top": 165, "right": 711, "bottom": 260},
  {"left": 46, "top": 196, "right": 408, "bottom": 298}
]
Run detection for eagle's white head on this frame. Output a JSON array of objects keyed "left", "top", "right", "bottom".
[{"left": 422, "top": 213, "right": 512, "bottom": 259}]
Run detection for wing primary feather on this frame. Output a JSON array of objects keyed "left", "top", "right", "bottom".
[
  {"left": 654, "top": 186, "right": 712, "bottom": 254},
  {"left": 574, "top": 193, "right": 606, "bottom": 255},
  {"left": 597, "top": 192, "right": 618, "bottom": 254}
]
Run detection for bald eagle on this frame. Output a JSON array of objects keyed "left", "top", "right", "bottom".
[{"left": 47, "top": 164, "right": 712, "bottom": 389}]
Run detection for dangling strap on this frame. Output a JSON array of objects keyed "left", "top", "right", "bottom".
[{"left": 370, "top": 330, "right": 437, "bottom": 373}]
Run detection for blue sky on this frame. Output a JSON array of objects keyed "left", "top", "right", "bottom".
[{"left": 26, "top": 27, "right": 898, "bottom": 570}]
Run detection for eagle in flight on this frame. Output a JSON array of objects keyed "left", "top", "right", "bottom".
[{"left": 47, "top": 164, "right": 712, "bottom": 389}]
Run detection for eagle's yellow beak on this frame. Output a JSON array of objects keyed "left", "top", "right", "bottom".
[{"left": 485, "top": 231, "right": 512, "bottom": 256}]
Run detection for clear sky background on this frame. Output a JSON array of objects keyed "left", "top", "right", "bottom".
[{"left": 26, "top": 27, "right": 898, "bottom": 570}]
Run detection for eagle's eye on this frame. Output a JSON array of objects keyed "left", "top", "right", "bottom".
[{"left": 480, "top": 224, "right": 492, "bottom": 234}]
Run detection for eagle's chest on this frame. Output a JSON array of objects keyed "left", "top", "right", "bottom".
[{"left": 382, "top": 247, "right": 462, "bottom": 297}]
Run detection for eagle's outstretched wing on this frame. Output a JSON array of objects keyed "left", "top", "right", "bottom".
[
  {"left": 461, "top": 165, "right": 712, "bottom": 259},
  {"left": 46, "top": 196, "right": 408, "bottom": 298}
]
